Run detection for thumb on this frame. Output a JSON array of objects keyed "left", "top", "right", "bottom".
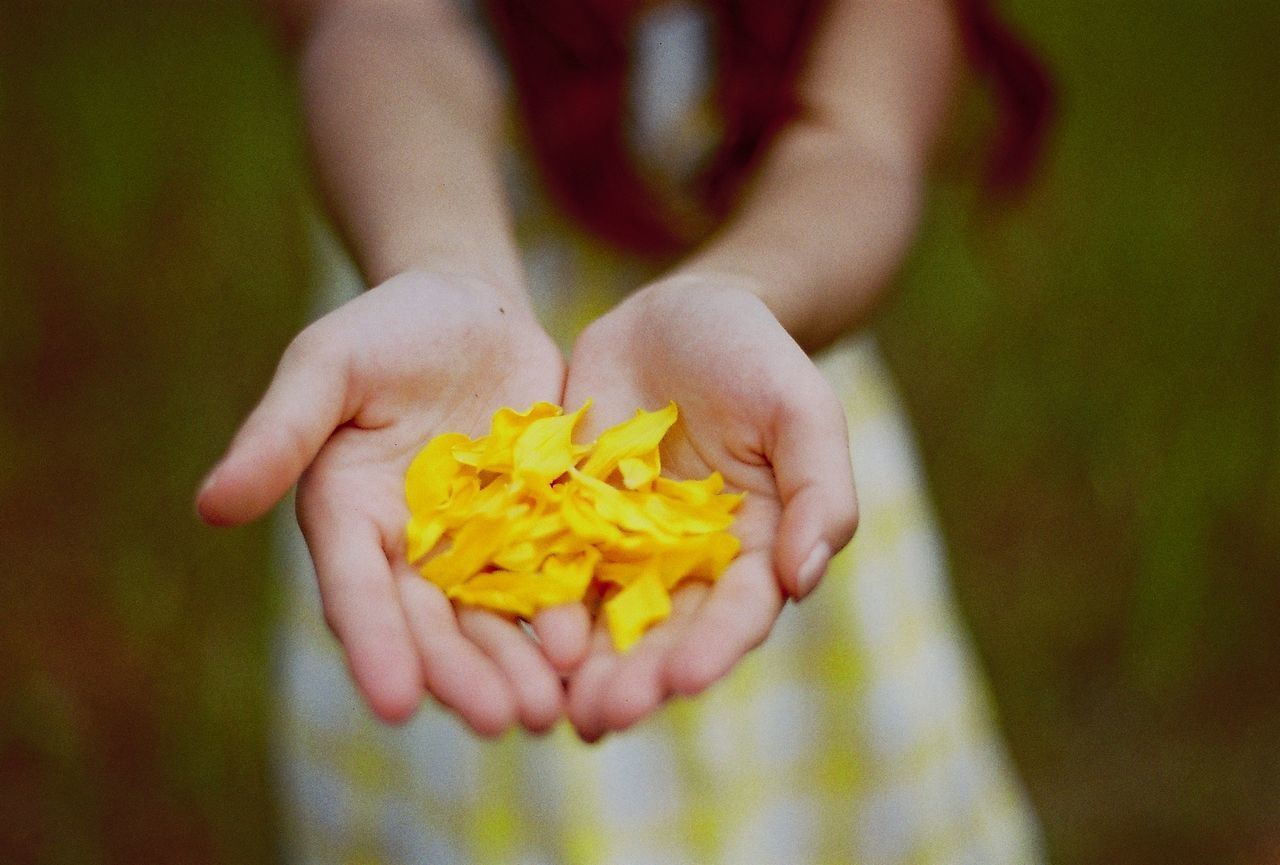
[
  {"left": 769, "top": 377, "right": 859, "bottom": 600},
  {"left": 197, "top": 333, "right": 351, "bottom": 526}
]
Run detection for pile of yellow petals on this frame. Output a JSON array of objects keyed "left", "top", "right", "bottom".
[{"left": 404, "top": 401, "right": 742, "bottom": 651}]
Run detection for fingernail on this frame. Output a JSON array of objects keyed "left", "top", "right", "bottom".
[{"left": 796, "top": 542, "right": 831, "bottom": 600}]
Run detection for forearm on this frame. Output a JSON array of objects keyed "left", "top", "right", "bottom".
[
  {"left": 669, "top": 0, "right": 957, "bottom": 352},
  {"left": 675, "top": 128, "right": 922, "bottom": 352},
  {"left": 290, "top": 1, "right": 526, "bottom": 301}
]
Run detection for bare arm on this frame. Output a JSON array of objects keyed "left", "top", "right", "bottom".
[
  {"left": 676, "top": 0, "right": 957, "bottom": 350},
  {"left": 269, "top": 0, "right": 527, "bottom": 298},
  {"left": 199, "top": 0, "right": 577, "bottom": 733},
  {"left": 562, "top": 0, "right": 957, "bottom": 739}
]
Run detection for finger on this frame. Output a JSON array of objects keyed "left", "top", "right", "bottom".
[
  {"left": 565, "top": 624, "right": 619, "bottom": 743},
  {"left": 197, "top": 329, "right": 350, "bottom": 526},
  {"left": 396, "top": 567, "right": 518, "bottom": 738},
  {"left": 567, "top": 585, "right": 708, "bottom": 740},
  {"left": 531, "top": 603, "right": 592, "bottom": 675},
  {"left": 596, "top": 584, "right": 709, "bottom": 734},
  {"left": 665, "top": 549, "right": 784, "bottom": 697},
  {"left": 299, "top": 506, "right": 422, "bottom": 724},
  {"left": 769, "top": 376, "right": 859, "bottom": 600},
  {"left": 457, "top": 607, "right": 564, "bottom": 734}
]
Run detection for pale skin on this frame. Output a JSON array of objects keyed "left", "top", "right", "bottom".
[{"left": 197, "top": 0, "right": 956, "bottom": 739}]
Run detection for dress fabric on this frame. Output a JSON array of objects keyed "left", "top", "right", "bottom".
[{"left": 274, "top": 6, "right": 1043, "bottom": 864}]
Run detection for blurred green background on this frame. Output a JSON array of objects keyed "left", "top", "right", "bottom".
[{"left": 2, "top": 1, "right": 1277, "bottom": 864}]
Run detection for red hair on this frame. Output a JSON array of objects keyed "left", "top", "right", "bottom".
[{"left": 483, "top": 0, "right": 1052, "bottom": 257}]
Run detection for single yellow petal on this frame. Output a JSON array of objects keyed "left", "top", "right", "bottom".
[
  {"left": 595, "top": 559, "right": 647, "bottom": 588},
  {"left": 539, "top": 547, "right": 600, "bottom": 601},
  {"left": 560, "top": 482, "right": 624, "bottom": 544},
  {"left": 542, "top": 530, "right": 593, "bottom": 560},
  {"left": 654, "top": 532, "right": 741, "bottom": 588},
  {"left": 448, "top": 571, "right": 538, "bottom": 619},
  {"left": 603, "top": 569, "right": 671, "bottom": 652},
  {"left": 693, "top": 531, "right": 740, "bottom": 580},
  {"left": 493, "top": 401, "right": 563, "bottom": 437},
  {"left": 523, "top": 505, "right": 566, "bottom": 540},
  {"left": 405, "top": 432, "right": 474, "bottom": 514},
  {"left": 454, "top": 402, "right": 562, "bottom": 472},
  {"left": 513, "top": 400, "right": 590, "bottom": 486},
  {"left": 449, "top": 548, "right": 599, "bottom": 618},
  {"left": 418, "top": 507, "right": 526, "bottom": 590},
  {"left": 598, "top": 530, "right": 674, "bottom": 561},
  {"left": 653, "top": 472, "right": 724, "bottom": 506},
  {"left": 449, "top": 437, "right": 487, "bottom": 469},
  {"left": 578, "top": 402, "right": 677, "bottom": 481},
  {"left": 617, "top": 453, "right": 659, "bottom": 490},
  {"left": 468, "top": 476, "right": 522, "bottom": 519},
  {"left": 636, "top": 490, "right": 738, "bottom": 535},
  {"left": 491, "top": 540, "right": 547, "bottom": 573},
  {"left": 441, "top": 474, "right": 482, "bottom": 513},
  {"left": 566, "top": 469, "right": 675, "bottom": 539},
  {"left": 406, "top": 516, "right": 448, "bottom": 564}
]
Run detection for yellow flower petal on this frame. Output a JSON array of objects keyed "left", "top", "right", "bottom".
[
  {"left": 578, "top": 402, "right": 677, "bottom": 481},
  {"left": 448, "top": 548, "right": 599, "bottom": 619},
  {"left": 567, "top": 468, "right": 675, "bottom": 539},
  {"left": 636, "top": 489, "right": 738, "bottom": 535},
  {"left": 603, "top": 569, "right": 671, "bottom": 652},
  {"left": 453, "top": 402, "right": 562, "bottom": 472},
  {"left": 561, "top": 486, "right": 624, "bottom": 545},
  {"left": 597, "top": 531, "right": 669, "bottom": 561},
  {"left": 617, "top": 453, "right": 659, "bottom": 490},
  {"left": 406, "top": 515, "right": 448, "bottom": 565},
  {"left": 656, "top": 533, "right": 741, "bottom": 588},
  {"left": 490, "top": 514, "right": 573, "bottom": 572},
  {"left": 540, "top": 548, "right": 600, "bottom": 601},
  {"left": 418, "top": 507, "right": 526, "bottom": 590},
  {"left": 404, "top": 400, "right": 743, "bottom": 651},
  {"left": 405, "top": 431, "right": 474, "bottom": 514},
  {"left": 513, "top": 400, "right": 589, "bottom": 486},
  {"left": 595, "top": 559, "right": 647, "bottom": 587},
  {"left": 654, "top": 472, "right": 724, "bottom": 505},
  {"left": 447, "top": 571, "right": 538, "bottom": 619}
]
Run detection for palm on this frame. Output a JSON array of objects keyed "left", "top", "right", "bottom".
[
  {"left": 301, "top": 277, "right": 565, "bottom": 560},
  {"left": 560, "top": 281, "right": 857, "bottom": 740},
  {"left": 200, "top": 273, "right": 578, "bottom": 734}
]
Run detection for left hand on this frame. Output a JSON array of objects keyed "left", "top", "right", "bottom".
[{"left": 560, "top": 277, "right": 859, "bottom": 741}]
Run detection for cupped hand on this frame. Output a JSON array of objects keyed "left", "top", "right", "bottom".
[
  {"left": 559, "top": 277, "right": 859, "bottom": 741},
  {"left": 196, "top": 272, "right": 588, "bottom": 735}
]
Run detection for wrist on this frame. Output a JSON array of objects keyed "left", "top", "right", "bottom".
[
  {"left": 364, "top": 237, "right": 527, "bottom": 300},
  {"left": 659, "top": 133, "right": 924, "bottom": 351},
  {"left": 367, "top": 269, "right": 540, "bottom": 322},
  {"left": 638, "top": 270, "right": 788, "bottom": 332}
]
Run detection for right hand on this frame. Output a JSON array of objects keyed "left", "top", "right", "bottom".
[
  {"left": 558, "top": 278, "right": 859, "bottom": 741},
  {"left": 196, "top": 271, "right": 587, "bottom": 735}
]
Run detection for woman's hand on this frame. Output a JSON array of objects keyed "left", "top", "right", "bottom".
[
  {"left": 560, "top": 277, "right": 859, "bottom": 741},
  {"left": 196, "top": 272, "right": 587, "bottom": 736}
]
